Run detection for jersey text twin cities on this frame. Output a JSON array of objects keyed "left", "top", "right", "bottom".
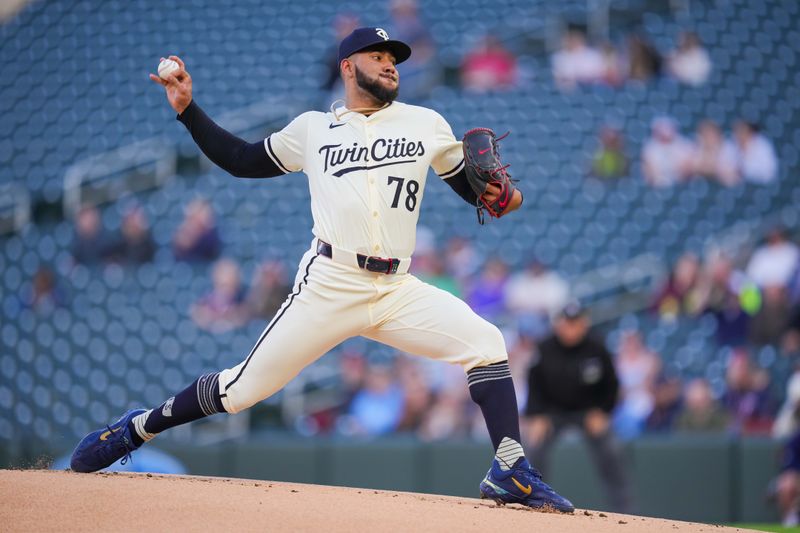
[{"left": 318, "top": 138, "right": 425, "bottom": 173}]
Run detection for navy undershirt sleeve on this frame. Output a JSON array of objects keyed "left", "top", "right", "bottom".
[
  {"left": 176, "top": 100, "right": 284, "bottom": 179},
  {"left": 443, "top": 168, "right": 478, "bottom": 205}
]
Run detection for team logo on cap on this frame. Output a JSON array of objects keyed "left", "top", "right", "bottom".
[{"left": 376, "top": 28, "right": 389, "bottom": 40}]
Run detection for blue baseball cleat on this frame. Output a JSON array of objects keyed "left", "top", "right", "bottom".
[
  {"left": 70, "top": 409, "right": 147, "bottom": 473},
  {"left": 479, "top": 457, "right": 575, "bottom": 513}
]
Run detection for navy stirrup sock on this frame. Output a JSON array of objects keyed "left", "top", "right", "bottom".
[
  {"left": 128, "top": 372, "right": 226, "bottom": 446},
  {"left": 467, "top": 361, "right": 525, "bottom": 470}
]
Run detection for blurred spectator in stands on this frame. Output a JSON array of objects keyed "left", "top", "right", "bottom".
[
  {"left": 645, "top": 373, "right": 683, "bottom": 433},
  {"left": 504, "top": 258, "right": 569, "bottom": 340},
  {"left": 789, "top": 265, "right": 800, "bottom": 305},
  {"left": 783, "top": 305, "right": 800, "bottom": 355},
  {"left": 245, "top": 260, "right": 290, "bottom": 320},
  {"left": 674, "top": 378, "right": 729, "bottom": 433},
  {"left": 467, "top": 258, "right": 509, "bottom": 321},
  {"left": 613, "top": 330, "right": 661, "bottom": 440},
  {"left": 626, "top": 33, "right": 662, "bottom": 82},
  {"left": 71, "top": 205, "right": 110, "bottom": 264},
  {"left": 734, "top": 121, "right": 778, "bottom": 184},
  {"left": 444, "top": 236, "right": 481, "bottom": 285},
  {"left": 105, "top": 204, "right": 155, "bottom": 264},
  {"left": 21, "top": 266, "right": 65, "bottom": 313},
  {"left": 336, "top": 349, "right": 367, "bottom": 415},
  {"left": 749, "top": 369, "right": 776, "bottom": 433},
  {"left": 697, "top": 251, "right": 740, "bottom": 311},
  {"left": 524, "top": 302, "right": 632, "bottom": 512},
  {"left": 696, "top": 253, "right": 732, "bottom": 312},
  {"left": 461, "top": 35, "right": 517, "bottom": 92},
  {"left": 345, "top": 363, "right": 404, "bottom": 436},
  {"left": 388, "top": 0, "right": 434, "bottom": 61},
  {"left": 716, "top": 291, "right": 751, "bottom": 348},
  {"left": 411, "top": 235, "right": 461, "bottom": 297},
  {"left": 696, "top": 254, "right": 750, "bottom": 347},
  {"left": 173, "top": 198, "right": 222, "bottom": 263},
  {"left": 303, "top": 348, "right": 367, "bottom": 434},
  {"left": 411, "top": 224, "right": 436, "bottom": 278},
  {"left": 722, "top": 350, "right": 776, "bottom": 435},
  {"left": 642, "top": 116, "right": 693, "bottom": 187},
  {"left": 774, "top": 367, "right": 800, "bottom": 439},
  {"left": 652, "top": 252, "right": 702, "bottom": 318},
  {"left": 667, "top": 31, "right": 711, "bottom": 86},
  {"left": 590, "top": 125, "right": 628, "bottom": 179},
  {"left": 395, "top": 356, "right": 432, "bottom": 433},
  {"left": 507, "top": 332, "right": 536, "bottom": 408},
  {"left": 505, "top": 259, "right": 568, "bottom": 315},
  {"left": 775, "top": 428, "right": 800, "bottom": 527},
  {"left": 419, "top": 387, "right": 471, "bottom": 441},
  {"left": 599, "top": 41, "right": 625, "bottom": 87},
  {"left": 552, "top": 27, "right": 605, "bottom": 91},
  {"left": 387, "top": 0, "right": 439, "bottom": 101},
  {"left": 750, "top": 285, "right": 791, "bottom": 346},
  {"left": 689, "top": 120, "right": 739, "bottom": 186},
  {"left": 746, "top": 226, "right": 799, "bottom": 289},
  {"left": 320, "top": 13, "right": 360, "bottom": 105},
  {"left": 191, "top": 258, "right": 247, "bottom": 332}
]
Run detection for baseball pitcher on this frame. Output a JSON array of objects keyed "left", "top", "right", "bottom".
[{"left": 70, "top": 27, "right": 573, "bottom": 513}]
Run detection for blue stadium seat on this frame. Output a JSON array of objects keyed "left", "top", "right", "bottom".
[
  {"left": 107, "top": 383, "right": 128, "bottom": 410},
  {"left": 89, "top": 401, "right": 110, "bottom": 426}
]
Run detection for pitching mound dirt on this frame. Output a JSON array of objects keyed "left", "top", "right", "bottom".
[{"left": 1, "top": 469, "right": 753, "bottom": 532}]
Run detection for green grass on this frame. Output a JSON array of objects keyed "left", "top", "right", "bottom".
[{"left": 731, "top": 525, "right": 797, "bottom": 533}]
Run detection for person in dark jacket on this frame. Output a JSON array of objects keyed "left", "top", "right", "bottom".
[
  {"left": 524, "top": 302, "right": 632, "bottom": 512},
  {"left": 105, "top": 205, "right": 156, "bottom": 265},
  {"left": 71, "top": 205, "right": 111, "bottom": 265},
  {"left": 775, "top": 423, "right": 800, "bottom": 526}
]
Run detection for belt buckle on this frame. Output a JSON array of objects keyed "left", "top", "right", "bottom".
[{"left": 365, "top": 256, "right": 399, "bottom": 274}]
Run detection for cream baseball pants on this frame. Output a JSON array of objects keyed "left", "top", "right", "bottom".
[{"left": 218, "top": 243, "right": 508, "bottom": 414}]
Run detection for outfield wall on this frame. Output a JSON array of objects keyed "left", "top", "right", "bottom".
[{"left": 2, "top": 435, "right": 782, "bottom": 523}]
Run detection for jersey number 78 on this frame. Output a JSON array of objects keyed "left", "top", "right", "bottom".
[{"left": 387, "top": 175, "right": 419, "bottom": 212}]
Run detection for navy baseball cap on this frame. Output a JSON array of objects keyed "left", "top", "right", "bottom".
[
  {"left": 559, "top": 301, "right": 587, "bottom": 320},
  {"left": 338, "top": 27, "right": 412, "bottom": 64}
]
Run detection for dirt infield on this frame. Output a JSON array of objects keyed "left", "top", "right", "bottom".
[{"left": 1, "top": 469, "right": 753, "bottom": 532}]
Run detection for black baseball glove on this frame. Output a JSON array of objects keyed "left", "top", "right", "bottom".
[{"left": 462, "top": 128, "right": 517, "bottom": 224}]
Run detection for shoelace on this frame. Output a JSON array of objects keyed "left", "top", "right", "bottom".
[
  {"left": 103, "top": 424, "right": 134, "bottom": 466},
  {"left": 526, "top": 468, "right": 561, "bottom": 496},
  {"left": 514, "top": 464, "right": 558, "bottom": 494}
]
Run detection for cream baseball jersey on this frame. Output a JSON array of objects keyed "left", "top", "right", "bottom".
[{"left": 263, "top": 101, "right": 465, "bottom": 260}]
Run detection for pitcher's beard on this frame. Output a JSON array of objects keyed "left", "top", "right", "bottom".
[{"left": 355, "top": 65, "right": 399, "bottom": 105}]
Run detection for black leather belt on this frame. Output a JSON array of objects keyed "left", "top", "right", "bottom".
[{"left": 316, "top": 240, "right": 401, "bottom": 274}]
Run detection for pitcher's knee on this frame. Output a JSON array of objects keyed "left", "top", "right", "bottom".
[
  {"left": 462, "top": 321, "right": 508, "bottom": 371},
  {"left": 218, "top": 366, "right": 280, "bottom": 414},
  {"left": 220, "top": 382, "right": 279, "bottom": 414}
]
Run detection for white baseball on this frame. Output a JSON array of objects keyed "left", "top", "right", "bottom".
[{"left": 158, "top": 58, "right": 180, "bottom": 79}]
